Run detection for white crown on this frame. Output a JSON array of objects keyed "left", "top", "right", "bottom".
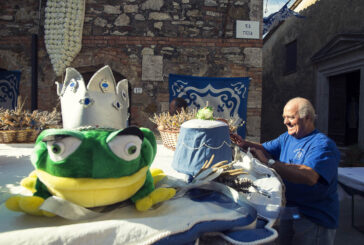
[{"left": 56, "top": 65, "right": 129, "bottom": 129}]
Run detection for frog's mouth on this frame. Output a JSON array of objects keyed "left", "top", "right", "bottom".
[{"left": 35, "top": 167, "right": 149, "bottom": 208}]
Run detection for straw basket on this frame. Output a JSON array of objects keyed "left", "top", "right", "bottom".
[
  {"left": 0, "top": 129, "right": 40, "bottom": 143},
  {"left": 158, "top": 128, "right": 180, "bottom": 151}
]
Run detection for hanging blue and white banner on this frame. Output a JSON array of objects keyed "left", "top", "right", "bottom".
[
  {"left": 169, "top": 74, "right": 250, "bottom": 138},
  {"left": 0, "top": 70, "right": 21, "bottom": 109},
  {"left": 263, "top": 2, "right": 305, "bottom": 35}
]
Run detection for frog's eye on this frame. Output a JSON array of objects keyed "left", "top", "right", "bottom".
[
  {"left": 45, "top": 136, "right": 82, "bottom": 162},
  {"left": 108, "top": 135, "right": 142, "bottom": 161}
]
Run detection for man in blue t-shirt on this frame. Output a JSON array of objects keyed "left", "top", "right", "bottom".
[{"left": 235, "top": 97, "right": 340, "bottom": 245}]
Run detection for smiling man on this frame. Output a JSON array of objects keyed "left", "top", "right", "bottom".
[{"left": 235, "top": 97, "right": 340, "bottom": 245}]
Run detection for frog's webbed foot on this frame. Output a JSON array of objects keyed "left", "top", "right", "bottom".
[
  {"left": 6, "top": 195, "right": 55, "bottom": 217},
  {"left": 150, "top": 168, "right": 167, "bottom": 186},
  {"left": 135, "top": 168, "right": 176, "bottom": 211},
  {"left": 135, "top": 187, "right": 176, "bottom": 211}
]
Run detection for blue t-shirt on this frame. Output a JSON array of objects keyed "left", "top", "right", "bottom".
[{"left": 262, "top": 129, "right": 340, "bottom": 228}]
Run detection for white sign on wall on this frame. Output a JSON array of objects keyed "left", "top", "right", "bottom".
[
  {"left": 142, "top": 55, "right": 163, "bottom": 81},
  {"left": 236, "top": 21, "right": 260, "bottom": 39}
]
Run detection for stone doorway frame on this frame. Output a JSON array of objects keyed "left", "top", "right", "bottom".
[{"left": 312, "top": 33, "right": 364, "bottom": 149}]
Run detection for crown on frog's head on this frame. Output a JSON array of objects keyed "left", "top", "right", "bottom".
[{"left": 56, "top": 65, "right": 129, "bottom": 129}]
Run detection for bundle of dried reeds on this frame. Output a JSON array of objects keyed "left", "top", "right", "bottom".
[
  {"left": 149, "top": 108, "right": 197, "bottom": 132},
  {"left": 0, "top": 97, "right": 61, "bottom": 131}
]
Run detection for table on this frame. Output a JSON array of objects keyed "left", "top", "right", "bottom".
[
  {"left": 0, "top": 142, "right": 280, "bottom": 244},
  {"left": 338, "top": 167, "right": 364, "bottom": 233},
  {"left": 0, "top": 143, "right": 195, "bottom": 244}
]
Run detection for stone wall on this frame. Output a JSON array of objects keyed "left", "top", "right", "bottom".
[
  {"left": 262, "top": 0, "right": 364, "bottom": 142},
  {"left": 0, "top": 0, "right": 263, "bottom": 141}
]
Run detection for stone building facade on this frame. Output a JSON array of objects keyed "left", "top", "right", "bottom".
[
  {"left": 262, "top": 0, "right": 364, "bottom": 153},
  {"left": 0, "top": 0, "right": 263, "bottom": 141}
]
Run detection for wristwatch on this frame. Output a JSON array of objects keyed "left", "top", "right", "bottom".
[{"left": 267, "top": 159, "right": 276, "bottom": 167}]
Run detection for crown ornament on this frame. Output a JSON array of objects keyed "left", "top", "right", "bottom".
[{"left": 56, "top": 65, "right": 129, "bottom": 129}]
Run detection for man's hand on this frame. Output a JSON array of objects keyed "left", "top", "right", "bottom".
[
  {"left": 230, "top": 134, "right": 268, "bottom": 155},
  {"left": 230, "top": 133, "right": 247, "bottom": 149}
]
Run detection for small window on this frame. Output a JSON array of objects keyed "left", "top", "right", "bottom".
[{"left": 285, "top": 40, "right": 297, "bottom": 74}]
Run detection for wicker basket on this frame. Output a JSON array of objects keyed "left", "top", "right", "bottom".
[
  {"left": 28, "top": 129, "right": 41, "bottom": 142},
  {"left": 159, "top": 129, "right": 180, "bottom": 151},
  {"left": 0, "top": 129, "right": 40, "bottom": 143},
  {"left": 0, "top": 130, "right": 17, "bottom": 143}
]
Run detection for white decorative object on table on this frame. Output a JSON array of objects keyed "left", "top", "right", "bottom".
[{"left": 56, "top": 65, "right": 129, "bottom": 129}]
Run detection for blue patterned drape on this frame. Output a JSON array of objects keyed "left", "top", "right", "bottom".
[
  {"left": 169, "top": 74, "right": 250, "bottom": 138},
  {"left": 263, "top": 2, "right": 305, "bottom": 35},
  {"left": 0, "top": 70, "right": 21, "bottom": 109}
]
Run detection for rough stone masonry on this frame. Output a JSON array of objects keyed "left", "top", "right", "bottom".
[{"left": 0, "top": 0, "right": 263, "bottom": 142}]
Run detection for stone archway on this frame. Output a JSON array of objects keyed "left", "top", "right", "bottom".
[{"left": 312, "top": 33, "right": 364, "bottom": 149}]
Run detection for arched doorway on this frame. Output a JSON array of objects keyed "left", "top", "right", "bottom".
[{"left": 312, "top": 33, "right": 364, "bottom": 150}]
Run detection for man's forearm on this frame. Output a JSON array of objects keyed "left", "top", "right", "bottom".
[
  {"left": 271, "top": 161, "right": 319, "bottom": 186},
  {"left": 245, "top": 141, "right": 265, "bottom": 151}
]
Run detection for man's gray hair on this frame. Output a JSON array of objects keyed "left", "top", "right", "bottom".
[{"left": 287, "top": 97, "right": 316, "bottom": 121}]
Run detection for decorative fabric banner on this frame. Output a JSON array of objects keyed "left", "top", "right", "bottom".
[
  {"left": 169, "top": 74, "right": 250, "bottom": 137},
  {"left": 0, "top": 70, "right": 21, "bottom": 109},
  {"left": 263, "top": 2, "right": 305, "bottom": 35}
]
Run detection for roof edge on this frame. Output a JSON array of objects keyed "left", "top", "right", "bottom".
[{"left": 291, "top": 0, "right": 304, "bottom": 10}]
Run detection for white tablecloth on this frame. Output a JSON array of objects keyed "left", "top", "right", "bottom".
[
  {"left": 0, "top": 143, "right": 196, "bottom": 242},
  {"left": 338, "top": 167, "right": 364, "bottom": 193},
  {"left": 0, "top": 142, "right": 280, "bottom": 245}
]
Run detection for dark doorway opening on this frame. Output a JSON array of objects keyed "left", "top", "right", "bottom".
[{"left": 328, "top": 70, "right": 360, "bottom": 146}]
